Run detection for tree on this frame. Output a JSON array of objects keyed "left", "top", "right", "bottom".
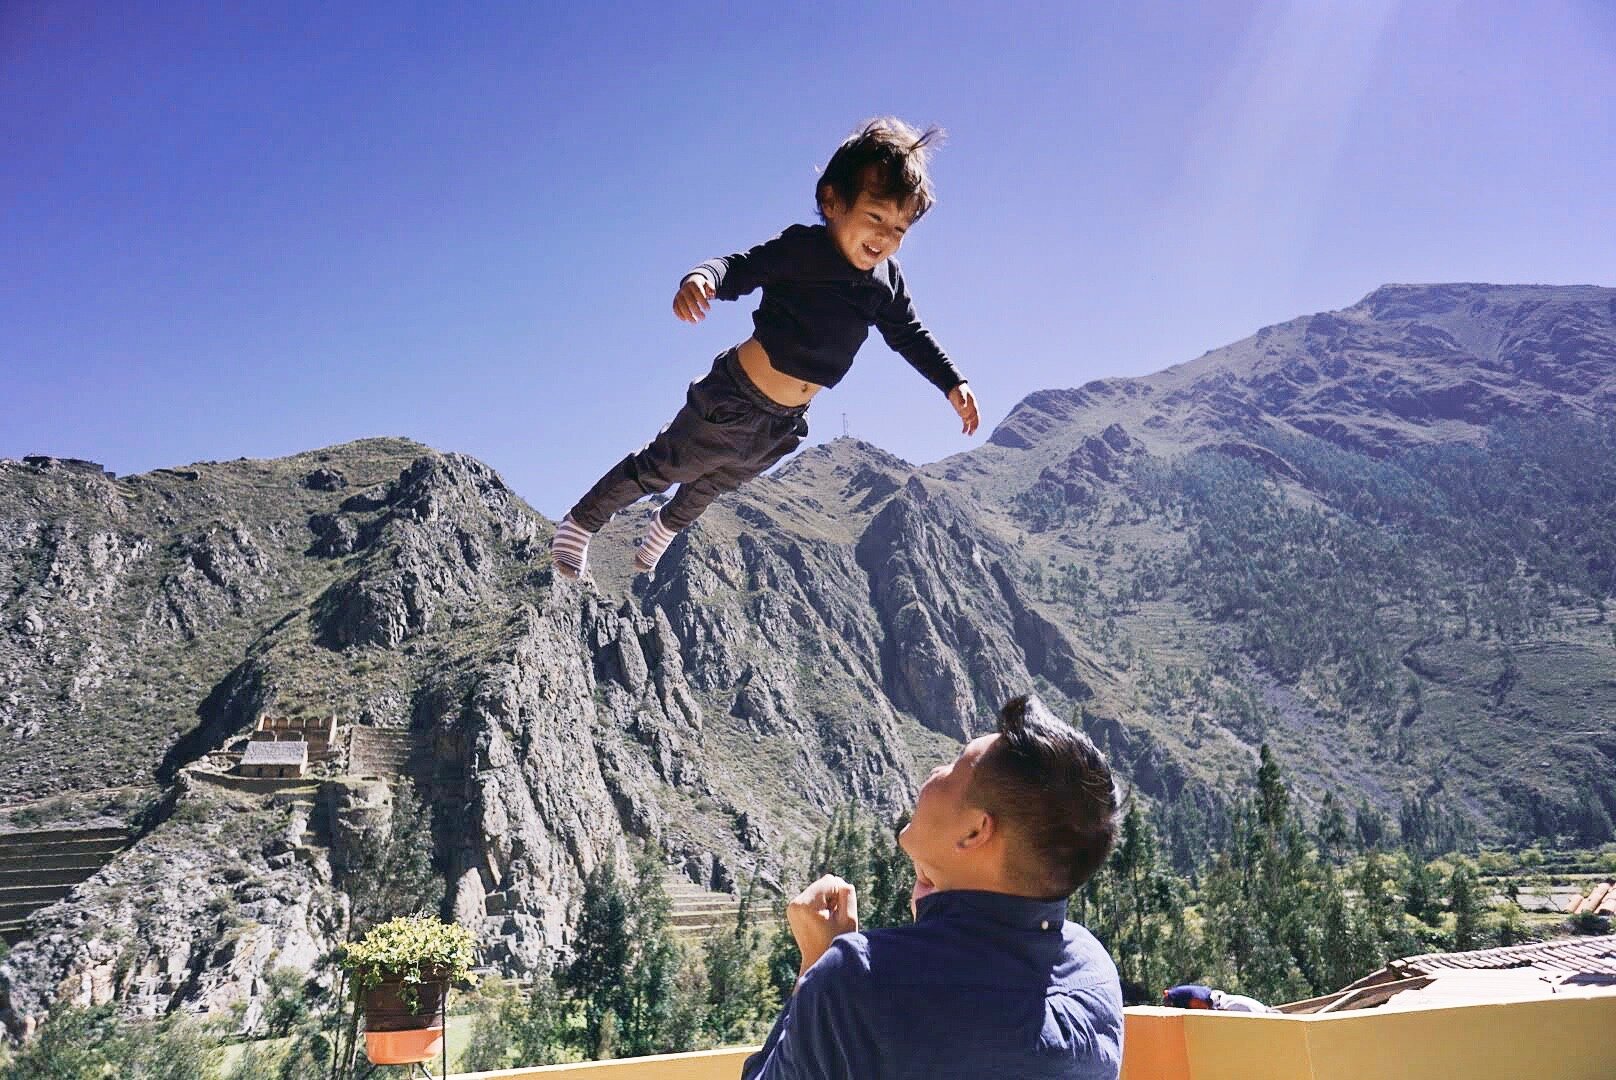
[
  {"left": 1102, "top": 802, "right": 1177, "bottom": 1001},
  {"left": 563, "top": 848, "right": 686, "bottom": 1059},
  {"left": 1402, "top": 859, "right": 1441, "bottom": 925},
  {"left": 702, "top": 881, "right": 771, "bottom": 1045},
  {"left": 461, "top": 975, "right": 567, "bottom": 1073},
  {"left": 1354, "top": 798, "right": 1388, "bottom": 851},
  {"left": 509, "top": 975, "right": 568, "bottom": 1067},
  {"left": 618, "top": 850, "right": 683, "bottom": 1057},
  {"left": 1, "top": 1006, "right": 129, "bottom": 1080},
  {"left": 765, "top": 905, "right": 801, "bottom": 1010},
  {"left": 1256, "top": 746, "right": 1288, "bottom": 832},
  {"left": 1448, "top": 864, "right": 1485, "bottom": 951},
  {"left": 260, "top": 966, "right": 312, "bottom": 1038},
  {"left": 1495, "top": 904, "right": 1526, "bottom": 947},
  {"left": 1355, "top": 851, "right": 1403, "bottom": 958},
  {"left": 460, "top": 982, "right": 519, "bottom": 1074},
  {"left": 1317, "top": 864, "right": 1369, "bottom": 992},
  {"left": 1571, "top": 791, "right": 1615, "bottom": 846},
  {"left": 325, "top": 779, "right": 445, "bottom": 1076},
  {"left": 1315, "top": 790, "right": 1350, "bottom": 862},
  {"left": 272, "top": 1014, "right": 336, "bottom": 1080},
  {"left": 863, "top": 814, "right": 915, "bottom": 930},
  {"left": 338, "top": 779, "right": 443, "bottom": 937},
  {"left": 0, "top": 1006, "right": 223, "bottom": 1080},
  {"left": 804, "top": 803, "right": 914, "bottom": 931},
  {"left": 566, "top": 858, "right": 633, "bottom": 1057}
]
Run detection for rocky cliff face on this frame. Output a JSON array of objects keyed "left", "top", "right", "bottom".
[
  {"left": 3, "top": 282, "right": 1614, "bottom": 1034},
  {"left": 2, "top": 430, "right": 1074, "bottom": 1033},
  {"left": 0, "top": 790, "right": 346, "bottom": 1039}
]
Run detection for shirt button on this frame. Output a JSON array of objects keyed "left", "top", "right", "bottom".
[{"left": 1041, "top": 920, "right": 1050, "bottom": 931}]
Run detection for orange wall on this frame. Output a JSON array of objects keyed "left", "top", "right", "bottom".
[{"left": 451, "top": 995, "right": 1616, "bottom": 1080}]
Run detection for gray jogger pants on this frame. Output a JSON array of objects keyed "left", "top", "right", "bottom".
[{"left": 567, "top": 348, "right": 810, "bottom": 533}]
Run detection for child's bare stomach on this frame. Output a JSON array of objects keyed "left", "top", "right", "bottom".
[{"left": 738, "top": 338, "right": 822, "bottom": 407}]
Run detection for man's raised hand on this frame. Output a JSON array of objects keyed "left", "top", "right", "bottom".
[
  {"left": 948, "top": 382, "right": 980, "bottom": 436},
  {"left": 673, "top": 274, "right": 716, "bottom": 323},
  {"left": 786, "top": 874, "right": 859, "bottom": 983}
]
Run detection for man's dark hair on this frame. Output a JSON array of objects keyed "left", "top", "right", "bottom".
[
  {"left": 967, "top": 694, "right": 1123, "bottom": 899},
  {"left": 816, "top": 117, "right": 944, "bottom": 223}
]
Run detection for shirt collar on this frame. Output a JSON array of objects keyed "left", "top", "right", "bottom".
[{"left": 914, "top": 888, "right": 1069, "bottom": 933}]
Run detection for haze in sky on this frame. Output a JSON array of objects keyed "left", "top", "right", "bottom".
[{"left": 5, "top": 1, "right": 1614, "bottom": 517}]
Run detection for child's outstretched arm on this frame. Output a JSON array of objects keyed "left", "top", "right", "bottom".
[
  {"left": 876, "top": 262, "right": 980, "bottom": 436},
  {"left": 676, "top": 226, "right": 821, "bottom": 321}
]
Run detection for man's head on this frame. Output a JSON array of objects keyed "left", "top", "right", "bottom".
[
  {"left": 899, "top": 694, "right": 1122, "bottom": 901},
  {"left": 816, "top": 117, "right": 943, "bottom": 272}
]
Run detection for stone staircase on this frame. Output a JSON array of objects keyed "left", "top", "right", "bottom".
[
  {"left": 0, "top": 826, "right": 131, "bottom": 945},
  {"left": 665, "top": 874, "right": 744, "bottom": 943},
  {"left": 348, "top": 727, "right": 415, "bottom": 779}
]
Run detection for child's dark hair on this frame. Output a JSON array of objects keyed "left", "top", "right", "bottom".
[
  {"left": 967, "top": 694, "right": 1123, "bottom": 899},
  {"left": 816, "top": 117, "right": 945, "bottom": 224}
]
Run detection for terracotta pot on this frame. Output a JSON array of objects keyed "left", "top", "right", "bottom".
[{"left": 365, "top": 1027, "right": 445, "bottom": 1066}]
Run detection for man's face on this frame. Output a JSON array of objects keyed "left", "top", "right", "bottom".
[
  {"left": 899, "top": 734, "right": 997, "bottom": 893},
  {"left": 822, "top": 188, "right": 917, "bottom": 271}
]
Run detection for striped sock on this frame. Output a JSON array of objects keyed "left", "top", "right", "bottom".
[
  {"left": 634, "top": 511, "right": 680, "bottom": 573},
  {"left": 550, "top": 515, "right": 593, "bottom": 579}
]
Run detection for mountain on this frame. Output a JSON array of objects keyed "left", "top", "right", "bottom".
[{"left": 2, "top": 282, "right": 1613, "bottom": 1036}]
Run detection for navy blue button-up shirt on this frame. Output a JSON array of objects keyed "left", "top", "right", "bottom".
[{"left": 742, "top": 889, "right": 1124, "bottom": 1080}]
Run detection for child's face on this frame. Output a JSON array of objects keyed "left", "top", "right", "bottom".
[{"left": 822, "top": 188, "right": 918, "bottom": 271}]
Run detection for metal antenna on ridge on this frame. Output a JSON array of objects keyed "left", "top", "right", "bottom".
[{"left": 843, "top": 412, "right": 850, "bottom": 439}]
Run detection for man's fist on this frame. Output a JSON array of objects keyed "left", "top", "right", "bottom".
[
  {"left": 949, "top": 382, "right": 980, "bottom": 436},
  {"left": 673, "top": 274, "right": 716, "bottom": 323},
  {"left": 786, "top": 875, "right": 859, "bottom": 983}
]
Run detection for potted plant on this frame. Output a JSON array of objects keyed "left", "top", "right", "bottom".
[{"left": 339, "top": 914, "right": 476, "bottom": 1066}]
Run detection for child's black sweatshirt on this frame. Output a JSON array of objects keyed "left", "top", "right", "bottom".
[{"left": 689, "top": 224, "right": 965, "bottom": 395}]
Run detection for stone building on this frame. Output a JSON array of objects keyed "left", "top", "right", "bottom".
[{"left": 237, "top": 740, "right": 308, "bottom": 779}]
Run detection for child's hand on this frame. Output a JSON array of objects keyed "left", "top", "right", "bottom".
[
  {"left": 948, "top": 382, "right": 980, "bottom": 436},
  {"left": 673, "top": 274, "right": 715, "bottom": 323}
]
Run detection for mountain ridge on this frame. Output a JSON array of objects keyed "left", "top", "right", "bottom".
[{"left": 2, "top": 281, "right": 1613, "bottom": 1035}]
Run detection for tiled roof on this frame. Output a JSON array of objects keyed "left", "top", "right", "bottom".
[
  {"left": 240, "top": 741, "right": 309, "bottom": 767},
  {"left": 1570, "top": 882, "right": 1615, "bottom": 915},
  {"left": 1392, "top": 936, "right": 1616, "bottom": 977}
]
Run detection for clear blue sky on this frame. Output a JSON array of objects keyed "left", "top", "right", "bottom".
[{"left": 5, "top": 1, "right": 1614, "bottom": 518}]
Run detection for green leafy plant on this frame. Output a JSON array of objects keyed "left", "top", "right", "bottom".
[{"left": 338, "top": 914, "right": 476, "bottom": 1004}]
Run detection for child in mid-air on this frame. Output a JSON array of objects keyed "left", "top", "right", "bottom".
[{"left": 551, "top": 117, "right": 980, "bottom": 579}]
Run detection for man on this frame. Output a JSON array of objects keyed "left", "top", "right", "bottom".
[
  {"left": 1162, "top": 984, "right": 1273, "bottom": 1013},
  {"left": 743, "top": 694, "right": 1125, "bottom": 1079}
]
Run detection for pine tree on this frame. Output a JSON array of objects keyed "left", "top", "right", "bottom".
[
  {"left": 619, "top": 850, "right": 682, "bottom": 1057},
  {"left": 1402, "top": 859, "right": 1440, "bottom": 925},
  {"left": 864, "top": 814, "right": 915, "bottom": 929},
  {"left": 1316, "top": 790, "right": 1350, "bottom": 862},
  {"left": 1105, "top": 802, "right": 1177, "bottom": 1001},
  {"left": 1355, "top": 851, "right": 1398, "bottom": 953},
  {"left": 1448, "top": 864, "right": 1485, "bottom": 951},
  {"left": 1256, "top": 746, "right": 1288, "bottom": 832},
  {"left": 765, "top": 905, "right": 801, "bottom": 1009},
  {"left": 1354, "top": 797, "right": 1388, "bottom": 851},
  {"left": 565, "top": 859, "right": 632, "bottom": 1057},
  {"left": 702, "top": 880, "right": 771, "bottom": 1045},
  {"left": 1317, "top": 863, "right": 1369, "bottom": 992}
]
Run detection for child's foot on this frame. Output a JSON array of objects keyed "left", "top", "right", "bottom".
[
  {"left": 634, "top": 512, "right": 680, "bottom": 574},
  {"left": 550, "top": 515, "right": 593, "bottom": 579}
]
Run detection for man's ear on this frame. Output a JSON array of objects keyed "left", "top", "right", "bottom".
[{"left": 956, "top": 809, "right": 995, "bottom": 851}]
